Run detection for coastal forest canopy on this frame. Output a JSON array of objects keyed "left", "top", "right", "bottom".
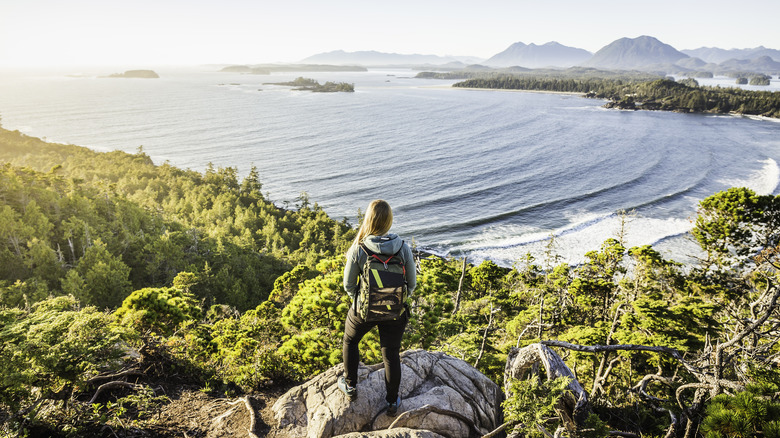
[
  {"left": 1, "top": 125, "right": 780, "bottom": 437},
  {"left": 418, "top": 69, "right": 780, "bottom": 118}
]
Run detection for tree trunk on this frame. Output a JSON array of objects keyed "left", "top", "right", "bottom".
[
  {"left": 504, "top": 343, "right": 591, "bottom": 434},
  {"left": 453, "top": 257, "right": 467, "bottom": 315}
]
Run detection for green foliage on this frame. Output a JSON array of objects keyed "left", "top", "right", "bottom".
[
  {"left": 502, "top": 375, "right": 571, "bottom": 436},
  {"left": 71, "top": 239, "right": 133, "bottom": 308},
  {"left": 693, "top": 187, "right": 780, "bottom": 269},
  {"left": 701, "top": 389, "right": 780, "bottom": 438},
  {"left": 0, "top": 296, "right": 125, "bottom": 413},
  {"left": 115, "top": 283, "right": 203, "bottom": 336},
  {"left": 677, "top": 77, "right": 699, "bottom": 88},
  {"left": 265, "top": 77, "right": 355, "bottom": 92},
  {"left": 470, "top": 260, "right": 507, "bottom": 299},
  {"left": 406, "top": 257, "right": 457, "bottom": 349},
  {"left": 206, "top": 300, "right": 294, "bottom": 388},
  {"left": 277, "top": 258, "right": 352, "bottom": 377},
  {"left": 0, "top": 128, "right": 356, "bottom": 311},
  {"left": 453, "top": 74, "right": 780, "bottom": 118},
  {"left": 6, "top": 126, "right": 780, "bottom": 437},
  {"left": 749, "top": 74, "right": 772, "bottom": 86}
]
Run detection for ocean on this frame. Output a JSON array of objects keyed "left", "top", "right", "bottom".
[{"left": 1, "top": 67, "right": 779, "bottom": 266}]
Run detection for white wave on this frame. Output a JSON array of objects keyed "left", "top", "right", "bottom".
[
  {"left": 720, "top": 158, "right": 780, "bottom": 195},
  {"left": 741, "top": 115, "right": 780, "bottom": 124},
  {"left": 459, "top": 213, "right": 693, "bottom": 267}
]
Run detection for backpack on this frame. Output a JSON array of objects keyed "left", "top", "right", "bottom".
[{"left": 356, "top": 243, "right": 407, "bottom": 322}]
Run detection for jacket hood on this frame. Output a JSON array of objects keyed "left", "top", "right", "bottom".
[{"left": 363, "top": 233, "right": 403, "bottom": 255}]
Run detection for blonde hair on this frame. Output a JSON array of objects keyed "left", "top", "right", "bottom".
[{"left": 353, "top": 199, "right": 393, "bottom": 248}]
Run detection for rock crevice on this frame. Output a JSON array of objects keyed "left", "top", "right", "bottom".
[{"left": 271, "top": 349, "right": 503, "bottom": 438}]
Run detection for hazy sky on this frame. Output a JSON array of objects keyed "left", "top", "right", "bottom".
[{"left": 1, "top": 0, "right": 778, "bottom": 68}]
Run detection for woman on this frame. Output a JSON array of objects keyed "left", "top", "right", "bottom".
[{"left": 339, "top": 199, "right": 417, "bottom": 416}]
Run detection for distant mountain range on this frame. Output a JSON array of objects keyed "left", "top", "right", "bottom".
[
  {"left": 483, "top": 42, "right": 592, "bottom": 68},
  {"left": 681, "top": 46, "right": 780, "bottom": 64},
  {"left": 300, "top": 50, "right": 480, "bottom": 67},
  {"left": 296, "top": 37, "right": 779, "bottom": 75}
]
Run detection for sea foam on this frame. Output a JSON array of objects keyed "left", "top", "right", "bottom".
[
  {"left": 719, "top": 158, "right": 780, "bottom": 195},
  {"left": 457, "top": 213, "right": 693, "bottom": 267}
]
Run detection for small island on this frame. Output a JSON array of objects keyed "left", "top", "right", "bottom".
[
  {"left": 104, "top": 70, "right": 160, "bottom": 79},
  {"left": 220, "top": 65, "right": 270, "bottom": 75},
  {"left": 749, "top": 74, "right": 771, "bottom": 86},
  {"left": 264, "top": 77, "right": 354, "bottom": 92},
  {"left": 221, "top": 64, "right": 366, "bottom": 73}
]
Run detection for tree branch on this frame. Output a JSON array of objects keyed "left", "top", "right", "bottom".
[
  {"left": 631, "top": 373, "right": 677, "bottom": 403},
  {"left": 474, "top": 301, "right": 495, "bottom": 368},
  {"left": 675, "top": 383, "right": 712, "bottom": 412},
  {"left": 88, "top": 381, "right": 141, "bottom": 404},
  {"left": 609, "top": 431, "right": 641, "bottom": 438},
  {"left": 715, "top": 283, "right": 780, "bottom": 392},
  {"left": 453, "top": 257, "right": 467, "bottom": 315},
  {"left": 481, "top": 421, "right": 512, "bottom": 438},
  {"left": 85, "top": 368, "right": 143, "bottom": 385},
  {"left": 541, "top": 340, "right": 686, "bottom": 361}
]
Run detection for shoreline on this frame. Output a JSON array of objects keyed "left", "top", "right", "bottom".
[
  {"left": 431, "top": 84, "right": 586, "bottom": 96},
  {"left": 449, "top": 85, "right": 780, "bottom": 121}
]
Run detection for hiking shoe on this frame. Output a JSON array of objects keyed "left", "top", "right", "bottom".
[
  {"left": 338, "top": 376, "right": 357, "bottom": 401},
  {"left": 387, "top": 396, "right": 401, "bottom": 417}
]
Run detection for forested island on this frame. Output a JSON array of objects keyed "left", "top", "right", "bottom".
[
  {"left": 448, "top": 74, "right": 780, "bottom": 118},
  {"left": 1, "top": 124, "right": 780, "bottom": 437},
  {"left": 264, "top": 76, "right": 355, "bottom": 92},
  {"left": 104, "top": 70, "right": 160, "bottom": 79}
]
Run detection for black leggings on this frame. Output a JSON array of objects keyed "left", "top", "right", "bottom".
[{"left": 342, "top": 306, "right": 408, "bottom": 403}]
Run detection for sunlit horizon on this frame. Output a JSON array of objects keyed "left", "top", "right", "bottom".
[{"left": 1, "top": 0, "right": 778, "bottom": 69}]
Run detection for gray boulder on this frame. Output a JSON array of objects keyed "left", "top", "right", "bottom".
[{"left": 272, "top": 349, "right": 503, "bottom": 438}]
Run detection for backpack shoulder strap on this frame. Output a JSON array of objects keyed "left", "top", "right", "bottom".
[
  {"left": 358, "top": 243, "right": 374, "bottom": 264},
  {"left": 361, "top": 241, "right": 405, "bottom": 266}
]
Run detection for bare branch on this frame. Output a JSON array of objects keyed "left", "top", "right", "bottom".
[
  {"left": 749, "top": 279, "right": 773, "bottom": 320},
  {"left": 675, "top": 383, "right": 712, "bottom": 412},
  {"left": 453, "top": 257, "right": 467, "bottom": 315},
  {"left": 540, "top": 339, "right": 705, "bottom": 379},
  {"left": 536, "top": 423, "right": 555, "bottom": 438},
  {"left": 715, "top": 284, "right": 780, "bottom": 391},
  {"left": 85, "top": 368, "right": 143, "bottom": 385},
  {"left": 475, "top": 301, "right": 495, "bottom": 368},
  {"left": 591, "top": 304, "right": 627, "bottom": 397},
  {"left": 481, "top": 421, "right": 512, "bottom": 438},
  {"left": 88, "top": 381, "right": 141, "bottom": 404},
  {"left": 609, "top": 431, "right": 641, "bottom": 438},
  {"left": 631, "top": 373, "right": 678, "bottom": 403}
]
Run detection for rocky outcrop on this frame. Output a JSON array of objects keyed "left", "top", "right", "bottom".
[{"left": 272, "top": 349, "right": 503, "bottom": 438}]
